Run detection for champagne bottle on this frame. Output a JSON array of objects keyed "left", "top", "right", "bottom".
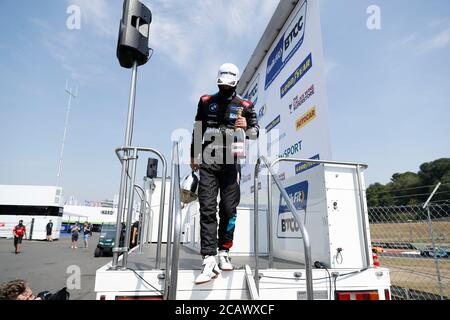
[{"left": 231, "top": 108, "right": 246, "bottom": 159}]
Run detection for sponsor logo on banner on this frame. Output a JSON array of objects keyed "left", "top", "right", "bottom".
[
  {"left": 280, "top": 53, "right": 313, "bottom": 98},
  {"left": 265, "top": 1, "right": 308, "bottom": 90},
  {"left": 289, "top": 84, "right": 315, "bottom": 114},
  {"left": 257, "top": 104, "right": 266, "bottom": 121},
  {"left": 277, "top": 180, "right": 309, "bottom": 238},
  {"left": 265, "top": 115, "right": 281, "bottom": 133},
  {"left": 241, "top": 174, "right": 252, "bottom": 184},
  {"left": 250, "top": 182, "right": 262, "bottom": 194},
  {"left": 295, "top": 154, "right": 320, "bottom": 175},
  {"left": 296, "top": 106, "right": 316, "bottom": 131},
  {"left": 244, "top": 74, "right": 259, "bottom": 106},
  {"left": 278, "top": 140, "right": 303, "bottom": 158}
]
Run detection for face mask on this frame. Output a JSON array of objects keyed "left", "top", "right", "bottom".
[{"left": 218, "top": 85, "right": 235, "bottom": 99}]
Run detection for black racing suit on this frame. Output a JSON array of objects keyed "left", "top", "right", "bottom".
[{"left": 190, "top": 92, "right": 259, "bottom": 256}]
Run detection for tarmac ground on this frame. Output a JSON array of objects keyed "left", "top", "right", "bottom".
[{"left": 0, "top": 232, "right": 111, "bottom": 300}]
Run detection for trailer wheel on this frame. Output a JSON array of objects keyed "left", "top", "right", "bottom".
[{"left": 94, "top": 247, "right": 102, "bottom": 257}]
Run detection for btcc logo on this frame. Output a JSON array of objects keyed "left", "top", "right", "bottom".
[
  {"left": 281, "top": 218, "right": 300, "bottom": 232},
  {"left": 284, "top": 3, "right": 306, "bottom": 55},
  {"left": 265, "top": 1, "right": 307, "bottom": 90},
  {"left": 277, "top": 180, "right": 309, "bottom": 238}
]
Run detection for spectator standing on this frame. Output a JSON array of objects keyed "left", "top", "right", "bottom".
[
  {"left": 13, "top": 220, "right": 26, "bottom": 254},
  {"left": 46, "top": 220, "right": 53, "bottom": 242},
  {"left": 83, "top": 222, "right": 92, "bottom": 248},
  {"left": 70, "top": 223, "right": 80, "bottom": 249}
]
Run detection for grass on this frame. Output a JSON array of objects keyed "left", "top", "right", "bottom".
[
  {"left": 370, "top": 221, "right": 450, "bottom": 244},
  {"left": 370, "top": 221, "right": 450, "bottom": 298},
  {"left": 379, "top": 256, "right": 450, "bottom": 298}
]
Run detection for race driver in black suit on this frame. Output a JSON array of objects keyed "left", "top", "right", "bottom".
[{"left": 190, "top": 63, "right": 259, "bottom": 284}]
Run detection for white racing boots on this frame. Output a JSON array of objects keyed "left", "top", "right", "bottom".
[
  {"left": 218, "top": 250, "right": 234, "bottom": 271},
  {"left": 194, "top": 250, "right": 234, "bottom": 285}
]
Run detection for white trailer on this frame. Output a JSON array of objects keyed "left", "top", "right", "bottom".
[
  {"left": 0, "top": 185, "right": 63, "bottom": 240},
  {"left": 95, "top": 163, "right": 391, "bottom": 300},
  {"left": 95, "top": 0, "right": 391, "bottom": 300}
]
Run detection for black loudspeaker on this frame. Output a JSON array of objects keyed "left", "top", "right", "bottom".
[
  {"left": 117, "top": 0, "right": 152, "bottom": 68},
  {"left": 147, "top": 158, "right": 158, "bottom": 178}
]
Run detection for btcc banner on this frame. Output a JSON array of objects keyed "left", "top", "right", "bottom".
[{"left": 240, "top": 0, "right": 332, "bottom": 204}]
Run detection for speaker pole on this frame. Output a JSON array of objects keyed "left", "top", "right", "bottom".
[
  {"left": 112, "top": 61, "right": 138, "bottom": 269},
  {"left": 112, "top": 0, "right": 152, "bottom": 270}
]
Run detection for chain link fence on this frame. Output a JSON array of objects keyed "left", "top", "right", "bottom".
[{"left": 369, "top": 201, "right": 450, "bottom": 300}]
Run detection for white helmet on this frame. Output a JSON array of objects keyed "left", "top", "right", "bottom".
[{"left": 217, "top": 63, "right": 240, "bottom": 87}]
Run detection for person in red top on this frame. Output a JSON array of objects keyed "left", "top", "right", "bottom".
[{"left": 13, "top": 220, "right": 26, "bottom": 254}]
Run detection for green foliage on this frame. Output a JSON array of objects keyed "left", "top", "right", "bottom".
[{"left": 367, "top": 158, "right": 450, "bottom": 208}]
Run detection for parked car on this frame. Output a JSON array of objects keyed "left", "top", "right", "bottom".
[
  {"left": 94, "top": 224, "right": 125, "bottom": 257},
  {"left": 420, "top": 247, "right": 448, "bottom": 258}
]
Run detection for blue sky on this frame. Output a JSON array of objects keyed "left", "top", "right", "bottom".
[{"left": 0, "top": 0, "right": 449, "bottom": 202}]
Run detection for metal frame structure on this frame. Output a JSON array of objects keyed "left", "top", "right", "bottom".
[
  {"left": 423, "top": 182, "right": 444, "bottom": 300},
  {"left": 111, "top": 146, "right": 167, "bottom": 270},
  {"left": 133, "top": 184, "right": 154, "bottom": 254},
  {"left": 163, "top": 141, "right": 183, "bottom": 300},
  {"left": 254, "top": 156, "right": 371, "bottom": 300}
]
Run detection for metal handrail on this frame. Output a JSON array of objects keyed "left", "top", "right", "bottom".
[
  {"left": 254, "top": 156, "right": 313, "bottom": 300},
  {"left": 114, "top": 146, "right": 168, "bottom": 270},
  {"left": 134, "top": 185, "right": 153, "bottom": 254},
  {"left": 169, "top": 142, "right": 182, "bottom": 300},
  {"left": 269, "top": 158, "right": 370, "bottom": 269},
  {"left": 164, "top": 141, "right": 182, "bottom": 300}
]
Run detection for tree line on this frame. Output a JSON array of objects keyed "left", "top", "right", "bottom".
[{"left": 367, "top": 158, "right": 450, "bottom": 207}]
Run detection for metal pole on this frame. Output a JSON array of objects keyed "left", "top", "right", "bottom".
[
  {"left": 111, "top": 61, "right": 138, "bottom": 269},
  {"left": 254, "top": 160, "right": 260, "bottom": 292},
  {"left": 164, "top": 142, "right": 177, "bottom": 299},
  {"left": 423, "top": 183, "right": 443, "bottom": 300},
  {"left": 262, "top": 157, "right": 317, "bottom": 299},
  {"left": 56, "top": 82, "right": 77, "bottom": 187},
  {"left": 124, "top": 61, "right": 138, "bottom": 147},
  {"left": 169, "top": 143, "right": 181, "bottom": 300},
  {"left": 122, "top": 149, "right": 139, "bottom": 268},
  {"left": 143, "top": 177, "right": 154, "bottom": 245},
  {"left": 267, "top": 172, "right": 274, "bottom": 269},
  {"left": 111, "top": 159, "right": 129, "bottom": 269},
  {"left": 356, "top": 165, "right": 371, "bottom": 268},
  {"left": 407, "top": 220, "right": 413, "bottom": 242},
  {"left": 134, "top": 185, "right": 146, "bottom": 254},
  {"left": 156, "top": 164, "right": 168, "bottom": 270}
]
